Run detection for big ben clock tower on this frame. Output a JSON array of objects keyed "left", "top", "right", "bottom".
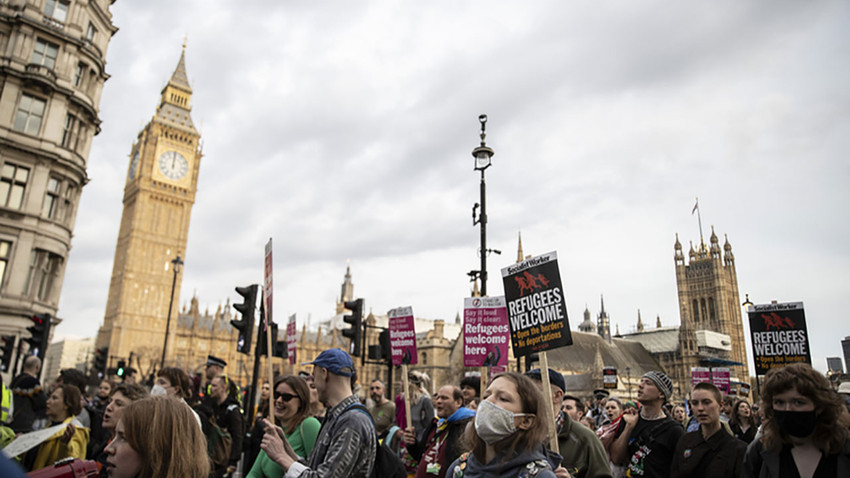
[{"left": 96, "top": 47, "right": 201, "bottom": 371}]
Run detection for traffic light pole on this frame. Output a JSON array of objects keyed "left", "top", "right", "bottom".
[{"left": 245, "top": 301, "right": 265, "bottom": 427}]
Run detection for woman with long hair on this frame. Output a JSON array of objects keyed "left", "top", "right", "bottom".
[
  {"left": 445, "top": 372, "right": 565, "bottom": 477},
  {"left": 104, "top": 396, "right": 210, "bottom": 478},
  {"left": 247, "top": 375, "right": 321, "bottom": 478},
  {"left": 26, "top": 384, "right": 89, "bottom": 471},
  {"left": 671, "top": 403, "right": 688, "bottom": 429},
  {"left": 729, "top": 399, "right": 758, "bottom": 444},
  {"left": 743, "top": 363, "right": 850, "bottom": 478}
]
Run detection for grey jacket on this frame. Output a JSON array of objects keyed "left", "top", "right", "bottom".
[{"left": 286, "top": 395, "right": 376, "bottom": 478}]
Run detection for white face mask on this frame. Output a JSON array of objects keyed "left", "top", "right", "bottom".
[
  {"left": 474, "top": 399, "right": 532, "bottom": 445},
  {"left": 150, "top": 384, "right": 167, "bottom": 397}
]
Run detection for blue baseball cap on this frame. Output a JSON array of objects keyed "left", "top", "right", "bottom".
[{"left": 302, "top": 348, "right": 355, "bottom": 377}]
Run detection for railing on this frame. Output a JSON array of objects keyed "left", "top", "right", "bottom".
[{"left": 41, "top": 15, "right": 65, "bottom": 32}]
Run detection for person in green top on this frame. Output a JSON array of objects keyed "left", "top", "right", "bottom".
[{"left": 247, "top": 375, "right": 321, "bottom": 478}]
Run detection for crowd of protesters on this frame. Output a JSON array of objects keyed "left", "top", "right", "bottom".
[{"left": 2, "top": 349, "right": 850, "bottom": 478}]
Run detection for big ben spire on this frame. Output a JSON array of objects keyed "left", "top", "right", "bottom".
[{"left": 97, "top": 47, "right": 203, "bottom": 372}]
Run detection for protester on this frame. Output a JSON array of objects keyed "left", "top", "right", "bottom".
[
  {"left": 247, "top": 375, "right": 321, "bottom": 477},
  {"left": 368, "top": 379, "right": 396, "bottom": 437},
  {"left": 403, "top": 384, "right": 474, "bottom": 478},
  {"left": 303, "top": 374, "right": 325, "bottom": 419},
  {"left": 104, "top": 396, "right": 210, "bottom": 477},
  {"left": 89, "top": 383, "right": 148, "bottom": 472},
  {"left": 622, "top": 400, "right": 639, "bottom": 414},
  {"left": 604, "top": 397, "right": 623, "bottom": 423},
  {"left": 9, "top": 355, "right": 46, "bottom": 433},
  {"left": 580, "top": 415, "right": 597, "bottom": 432},
  {"left": 563, "top": 394, "right": 586, "bottom": 422},
  {"left": 671, "top": 403, "right": 688, "bottom": 429},
  {"left": 153, "top": 366, "right": 202, "bottom": 427},
  {"left": 526, "top": 368, "right": 612, "bottom": 478},
  {"left": 720, "top": 395, "right": 734, "bottom": 422},
  {"left": 56, "top": 368, "right": 92, "bottom": 428},
  {"left": 610, "top": 371, "right": 684, "bottom": 478},
  {"left": 260, "top": 348, "right": 376, "bottom": 477},
  {"left": 25, "top": 384, "right": 89, "bottom": 471},
  {"left": 122, "top": 367, "right": 138, "bottom": 385},
  {"left": 445, "top": 372, "right": 566, "bottom": 478},
  {"left": 254, "top": 381, "right": 271, "bottom": 419},
  {"left": 460, "top": 375, "right": 480, "bottom": 407},
  {"left": 93, "top": 379, "right": 115, "bottom": 411},
  {"left": 401, "top": 371, "right": 435, "bottom": 443},
  {"left": 729, "top": 399, "right": 757, "bottom": 444},
  {"left": 206, "top": 374, "right": 244, "bottom": 477},
  {"left": 670, "top": 382, "right": 746, "bottom": 478},
  {"left": 743, "top": 363, "right": 850, "bottom": 478}
]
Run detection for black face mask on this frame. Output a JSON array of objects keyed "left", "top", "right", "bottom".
[{"left": 773, "top": 409, "right": 817, "bottom": 438}]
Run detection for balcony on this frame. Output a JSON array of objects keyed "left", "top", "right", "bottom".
[
  {"left": 23, "top": 64, "right": 58, "bottom": 93},
  {"left": 41, "top": 16, "right": 65, "bottom": 32}
]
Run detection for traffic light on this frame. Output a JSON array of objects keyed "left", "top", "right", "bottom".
[
  {"left": 273, "top": 339, "right": 288, "bottom": 359},
  {"left": 25, "top": 313, "right": 51, "bottom": 360},
  {"left": 232, "top": 285, "right": 258, "bottom": 354},
  {"left": 116, "top": 360, "right": 126, "bottom": 378},
  {"left": 368, "top": 328, "right": 390, "bottom": 361},
  {"left": 257, "top": 322, "right": 278, "bottom": 357},
  {"left": 1, "top": 335, "right": 15, "bottom": 373},
  {"left": 92, "top": 347, "right": 108, "bottom": 376},
  {"left": 342, "top": 298, "right": 363, "bottom": 357}
]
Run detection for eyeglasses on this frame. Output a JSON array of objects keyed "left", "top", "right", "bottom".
[{"left": 274, "top": 392, "right": 298, "bottom": 402}]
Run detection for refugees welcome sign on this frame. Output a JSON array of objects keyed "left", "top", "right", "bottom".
[
  {"left": 748, "top": 301, "right": 811, "bottom": 375},
  {"left": 501, "top": 251, "right": 572, "bottom": 356}
]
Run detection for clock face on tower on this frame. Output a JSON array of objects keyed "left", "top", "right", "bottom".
[
  {"left": 128, "top": 151, "right": 140, "bottom": 180},
  {"left": 158, "top": 150, "right": 189, "bottom": 181}
]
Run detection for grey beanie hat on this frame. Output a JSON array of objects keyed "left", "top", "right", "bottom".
[{"left": 642, "top": 371, "right": 673, "bottom": 402}]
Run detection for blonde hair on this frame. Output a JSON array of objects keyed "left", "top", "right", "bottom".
[{"left": 122, "top": 396, "right": 210, "bottom": 478}]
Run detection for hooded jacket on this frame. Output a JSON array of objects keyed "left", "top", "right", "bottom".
[{"left": 446, "top": 446, "right": 561, "bottom": 478}]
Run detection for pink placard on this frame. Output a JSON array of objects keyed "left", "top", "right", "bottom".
[
  {"left": 711, "top": 367, "right": 731, "bottom": 394},
  {"left": 691, "top": 367, "right": 710, "bottom": 387},
  {"left": 463, "top": 297, "right": 510, "bottom": 367},
  {"left": 286, "top": 314, "right": 297, "bottom": 364},
  {"left": 389, "top": 306, "right": 417, "bottom": 366}
]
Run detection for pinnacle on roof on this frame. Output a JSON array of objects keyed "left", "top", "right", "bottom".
[
  {"left": 168, "top": 44, "right": 192, "bottom": 93},
  {"left": 516, "top": 231, "right": 524, "bottom": 263}
]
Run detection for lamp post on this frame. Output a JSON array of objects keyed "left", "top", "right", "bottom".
[
  {"left": 160, "top": 255, "right": 183, "bottom": 369},
  {"left": 471, "top": 114, "right": 499, "bottom": 296},
  {"left": 626, "top": 366, "right": 632, "bottom": 400}
]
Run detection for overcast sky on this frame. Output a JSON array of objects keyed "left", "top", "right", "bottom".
[{"left": 56, "top": 1, "right": 850, "bottom": 376}]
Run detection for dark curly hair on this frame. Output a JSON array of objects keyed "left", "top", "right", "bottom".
[{"left": 760, "top": 363, "right": 847, "bottom": 454}]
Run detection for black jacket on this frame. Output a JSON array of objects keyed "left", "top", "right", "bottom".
[{"left": 209, "top": 396, "right": 244, "bottom": 470}]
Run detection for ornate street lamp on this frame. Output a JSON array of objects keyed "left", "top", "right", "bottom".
[
  {"left": 160, "top": 255, "right": 183, "bottom": 369},
  {"left": 471, "top": 114, "right": 499, "bottom": 296}
]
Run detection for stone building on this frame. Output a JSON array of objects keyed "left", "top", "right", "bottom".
[
  {"left": 95, "top": 46, "right": 200, "bottom": 372},
  {"left": 618, "top": 229, "right": 749, "bottom": 397},
  {"left": 0, "top": 0, "right": 116, "bottom": 380}
]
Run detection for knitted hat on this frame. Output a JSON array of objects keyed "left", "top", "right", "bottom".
[{"left": 642, "top": 371, "right": 673, "bottom": 402}]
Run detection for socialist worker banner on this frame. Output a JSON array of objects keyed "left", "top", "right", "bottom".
[
  {"left": 501, "top": 251, "right": 572, "bottom": 357},
  {"left": 748, "top": 301, "right": 811, "bottom": 375},
  {"left": 389, "top": 306, "right": 417, "bottom": 366},
  {"left": 463, "top": 296, "right": 510, "bottom": 367}
]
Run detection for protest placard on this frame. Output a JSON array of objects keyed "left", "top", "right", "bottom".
[
  {"left": 748, "top": 301, "right": 811, "bottom": 375},
  {"left": 2, "top": 422, "right": 68, "bottom": 458},
  {"left": 463, "top": 297, "right": 509, "bottom": 367},
  {"left": 286, "top": 313, "right": 297, "bottom": 364},
  {"left": 389, "top": 306, "right": 417, "bottom": 366},
  {"left": 711, "top": 367, "right": 731, "bottom": 394},
  {"left": 691, "top": 367, "right": 710, "bottom": 386},
  {"left": 500, "top": 251, "right": 572, "bottom": 356}
]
